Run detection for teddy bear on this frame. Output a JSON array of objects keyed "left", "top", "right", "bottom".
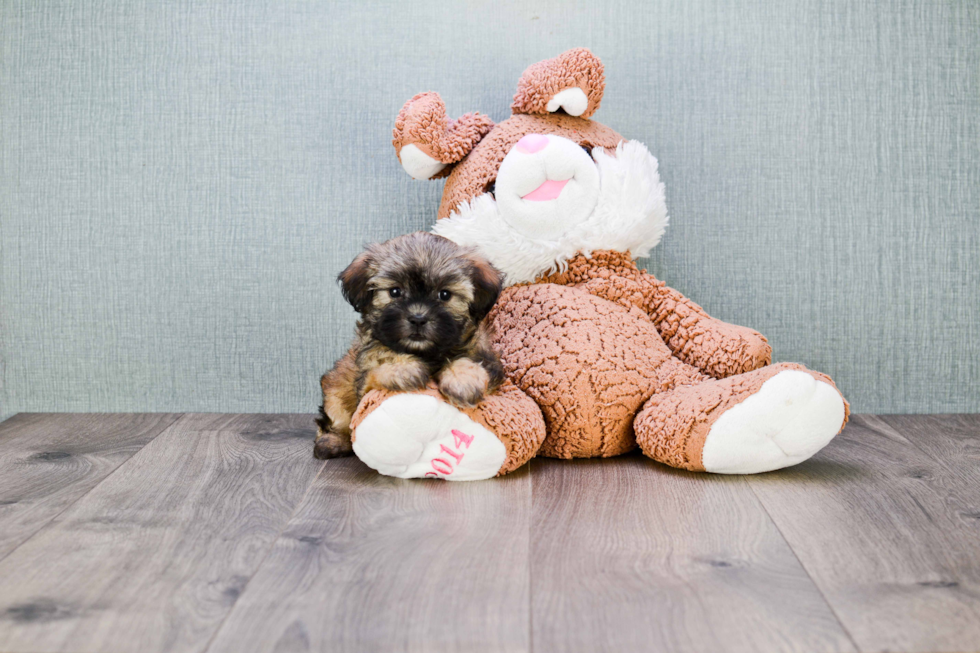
[{"left": 347, "top": 48, "right": 848, "bottom": 481}]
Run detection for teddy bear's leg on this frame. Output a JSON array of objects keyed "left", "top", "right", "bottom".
[
  {"left": 634, "top": 363, "right": 848, "bottom": 474},
  {"left": 347, "top": 381, "right": 546, "bottom": 481}
]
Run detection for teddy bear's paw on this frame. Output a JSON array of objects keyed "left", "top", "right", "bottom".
[
  {"left": 702, "top": 370, "right": 846, "bottom": 474},
  {"left": 352, "top": 393, "right": 506, "bottom": 481}
]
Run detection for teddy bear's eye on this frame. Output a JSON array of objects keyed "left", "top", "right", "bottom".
[
  {"left": 439, "top": 290, "right": 452, "bottom": 301},
  {"left": 388, "top": 288, "right": 402, "bottom": 298}
]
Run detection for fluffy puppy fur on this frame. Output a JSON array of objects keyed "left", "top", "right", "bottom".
[{"left": 314, "top": 232, "right": 505, "bottom": 459}]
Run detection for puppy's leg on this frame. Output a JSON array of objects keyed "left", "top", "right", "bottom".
[
  {"left": 315, "top": 350, "right": 359, "bottom": 459},
  {"left": 314, "top": 408, "right": 354, "bottom": 459},
  {"left": 360, "top": 355, "right": 431, "bottom": 394},
  {"left": 471, "top": 342, "right": 505, "bottom": 395},
  {"left": 438, "top": 358, "right": 491, "bottom": 408},
  {"left": 314, "top": 431, "right": 352, "bottom": 459},
  {"left": 438, "top": 330, "right": 504, "bottom": 408}
]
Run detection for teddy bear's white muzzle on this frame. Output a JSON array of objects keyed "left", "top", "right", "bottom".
[{"left": 494, "top": 134, "right": 600, "bottom": 241}]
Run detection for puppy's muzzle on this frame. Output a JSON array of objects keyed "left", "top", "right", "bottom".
[{"left": 405, "top": 304, "right": 433, "bottom": 339}]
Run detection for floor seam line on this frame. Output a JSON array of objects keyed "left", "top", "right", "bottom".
[
  {"left": 200, "top": 457, "right": 328, "bottom": 653},
  {"left": 0, "top": 412, "right": 185, "bottom": 567},
  {"left": 745, "top": 477, "right": 863, "bottom": 653}
]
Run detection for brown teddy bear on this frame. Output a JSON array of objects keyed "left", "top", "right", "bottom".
[{"left": 348, "top": 48, "right": 848, "bottom": 480}]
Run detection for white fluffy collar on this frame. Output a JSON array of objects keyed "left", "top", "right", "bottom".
[{"left": 432, "top": 139, "right": 668, "bottom": 284}]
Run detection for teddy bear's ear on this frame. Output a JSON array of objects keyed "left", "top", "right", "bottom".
[
  {"left": 392, "top": 92, "right": 495, "bottom": 180},
  {"left": 511, "top": 48, "right": 605, "bottom": 119}
]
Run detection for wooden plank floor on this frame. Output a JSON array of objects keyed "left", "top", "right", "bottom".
[{"left": 0, "top": 413, "right": 977, "bottom": 653}]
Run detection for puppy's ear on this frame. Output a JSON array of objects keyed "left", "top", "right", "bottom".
[
  {"left": 338, "top": 250, "right": 375, "bottom": 312},
  {"left": 464, "top": 254, "right": 503, "bottom": 322}
]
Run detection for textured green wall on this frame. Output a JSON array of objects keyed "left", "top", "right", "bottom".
[{"left": 1, "top": 0, "right": 978, "bottom": 419}]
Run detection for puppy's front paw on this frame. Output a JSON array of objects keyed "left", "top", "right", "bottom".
[
  {"left": 313, "top": 427, "right": 354, "bottom": 459},
  {"left": 368, "top": 361, "right": 430, "bottom": 393},
  {"left": 438, "top": 359, "right": 490, "bottom": 408}
]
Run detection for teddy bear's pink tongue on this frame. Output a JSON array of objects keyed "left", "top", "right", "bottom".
[{"left": 522, "top": 178, "right": 569, "bottom": 202}]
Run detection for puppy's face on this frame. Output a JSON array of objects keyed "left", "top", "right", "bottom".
[{"left": 339, "top": 233, "right": 502, "bottom": 359}]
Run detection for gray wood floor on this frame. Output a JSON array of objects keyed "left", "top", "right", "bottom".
[{"left": 0, "top": 413, "right": 977, "bottom": 653}]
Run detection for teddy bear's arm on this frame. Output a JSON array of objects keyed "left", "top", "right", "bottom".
[
  {"left": 572, "top": 272, "right": 770, "bottom": 378},
  {"left": 543, "top": 251, "right": 771, "bottom": 379},
  {"left": 640, "top": 278, "right": 772, "bottom": 379}
]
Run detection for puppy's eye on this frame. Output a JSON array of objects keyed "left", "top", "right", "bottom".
[
  {"left": 439, "top": 290, "right": 451, "bottom": 301},
  {"left": 388, "top": 288, "right": 402, "bottom": 298}
]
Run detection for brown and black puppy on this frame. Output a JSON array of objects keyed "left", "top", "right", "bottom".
[{"left": 314, "top": 232, "right": 505, "bottom": 459}]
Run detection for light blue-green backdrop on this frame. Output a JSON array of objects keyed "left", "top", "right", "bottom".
[{"left": 1, "top": 1, "right": 978, "bottom": 420}]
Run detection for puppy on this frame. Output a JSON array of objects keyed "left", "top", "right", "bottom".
[{"left": 314, "top": 232, "right": 505, "bottom": 459}]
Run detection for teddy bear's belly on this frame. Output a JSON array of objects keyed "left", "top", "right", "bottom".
[{"left": 489, "top": 282, "right": 682, "bottom": 458}]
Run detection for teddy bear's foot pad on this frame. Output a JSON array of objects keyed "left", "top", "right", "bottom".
[
  {"left": 702, "top": 370, "right": 845, "bottom": 474},
  {"left": 352, "top": 393, "right": 506, "bottom": 481}
]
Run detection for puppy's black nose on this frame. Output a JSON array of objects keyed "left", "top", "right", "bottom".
[{"left": 408, "top": 314, "right": 428, "bottom": 327}]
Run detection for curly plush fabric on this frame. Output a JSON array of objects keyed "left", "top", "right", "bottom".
[
  {"left": 539, "top": 251, "right": 773, "bottom": 379},
  {"left": 487, "top": 251, "right": 778, "bottom": 459},
  {"left": 511, "top": 47, "right": 605, "bottom": 119},
  {"left": 488, "top": 281, "right": 706, "bottom": 458}
]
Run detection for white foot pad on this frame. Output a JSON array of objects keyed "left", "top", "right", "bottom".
[
  {"left": 352, "top": 394, "right": 506, "bottom": 481},
  {"left": 702, "top": 370, "right": 845, "bottom": 474}
]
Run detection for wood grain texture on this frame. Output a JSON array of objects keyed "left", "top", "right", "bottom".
[
  {"left": 881, "top": 414, "right": 980, "bottom": 482},
  {"left": 206, "top": 457, "right": 531, "bottom": 653},
  {"left": 530, "top": 455, "right": 855, "bottom": 653},
  {"left": 1, "top": 413, "right": 978, "bottom": 653},
  {"left": 0, "top": 413, "right": 180, "bottom": 561},
  {"left": 747, "top": 415, "right": 980, "bottom": 653},
  {"left": 0, "top": 413, "right": 323, "bottom": 653}
]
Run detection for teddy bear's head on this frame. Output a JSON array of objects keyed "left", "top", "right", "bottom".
[{"left": 393, "top": 48, "right": 669, "bottom": 284}]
